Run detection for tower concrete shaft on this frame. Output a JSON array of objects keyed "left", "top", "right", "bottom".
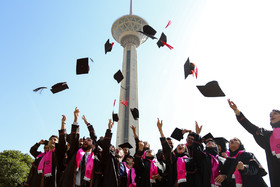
[{"left": 111, "top": 15, "right": 148, "bottom": 153}]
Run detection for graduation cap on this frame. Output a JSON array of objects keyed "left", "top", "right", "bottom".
[
  {"left": 196, "top": 81, "right": 225, "bottom": 97},
  {"left": 76, "top": 58, "right": 89, "bottom": 75},
  {"left": 113, "top": 70, "right": 124, "bottom": 83},
  {"left": 118, "top": 142, "right": 133, "bottom": 149},
  {"left": 157, "top": 32, "right": 174, "bottom": 50},
  {"left": 202, "top": 133, "right": 214, "bottom": 143},
  {"left": 105, "top": 39, "right": 114, "bottom": 54},
  {"left": 130, "top": 108, "right": 139, "bottom": 120},
  {"left": 170, "top": 128, "right": 184, "bottom": 141},
  {"left": 50, "top": 82, "right": 69, "bottom": 94},
  {"left": 184, "top": 58, "right": 198, "bottom": 79},
  {"left": 214, "top": 137, "right": 228, "bottom": 152},
  {"left": 33, "top": 87, "right": 47, "bottom": 94},
  {"left": 112, "top": 112, "right": 119, "bottom": 122},
  {"left": 220, "top": 157, "right": 238, "bottom": 175},
  {"left": 44, "top": 140, "right": 49, "bottom": 145},
  {"left": 138, "top": 25, "right": 157, "bottom": 39}
]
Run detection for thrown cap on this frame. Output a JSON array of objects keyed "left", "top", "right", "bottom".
[
  {"left": 118, "top": 142, "right": 133, "bottom": 149},
  {"left": 197, "top": 81, "right": 225, "bottom": 97},
  {"left": 76, "top": 58, "right": 89, "bottom": 75},
  {"left": 138, "top": 25, "right": 157, "bottom": 39},
  {"left": 113, "top": 70, "right": 124, "bottom": 83},
  {"left": 105, "top": 39, "right": 114, "bottom": 54},
  {"left": 184, "top": 57, "right": 196, "bottom": 79},
  {"left": 170, "top": 128, "right": 184, "bottom": 141},
  {"left": 130, "top": 108, "right": 139, "bottom": 120},
  {"left": 157, "top": 32, "right": 167, "bottom": 48},
  {"left": 112, "top": 112, "right": 119, "bottom": 122},
  {"left": 50, "top": 82, "right": 69, "bottom": 94}
]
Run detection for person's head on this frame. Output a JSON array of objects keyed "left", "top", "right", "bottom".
[
  {"left": 176, "top": 143, "right": 186, "bottom": 155},
  {"left": 166, "top": 137, "right": 174, "bottom": 149},
  {"left": 126, "top": 155, "right": 134, "bottom": 165},
  {"left": 270, "top": 110, "right": 280, "bottom": 125},
  {"left": 156, "top": 149, "right": 166, "bottom": 162},
  {"left": 187, "top": 133, "right": 195, "bottom": 147},
  {"left": 145, "top": 149, "right": 155, "bottom": 159},
  {"left": 229, "top": 137, "right": 245, "bottom": 152},
  {"left": 115, "top": 148, "right": 124, "bottom": 159},
  {"left": 143, "top": 141, "right": 150, "bottom": 150},
  {"left": 43, "top": 144, "right": 49, "bottom": 152},
  {"left": 110, "top": 145, "right": 115, "bottom": 152},
  {"left": 48, "top": 135, "right": 59, "bottom": 149},
  {"left": 205, "top": 139, "right": 217, "bottom": 148},
  {"left": 82, "top": 137, "right": 94, "bottom": 152},
  {"left": 79, "top": 137, "right": 84, "bottom": 147},
  {"left": 123, "top": 147, "right": 130, "bottom": 156}
]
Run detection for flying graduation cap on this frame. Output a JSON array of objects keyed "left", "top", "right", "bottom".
[
  {"left": 50, "top": 82, "right": 69, "bottom": 94},
  {"left": 113, "top": 70, "right": 124, "bottom": 83},
  {"left": 130, "top": 108, "right": 139, "bottom": 120},
  {"left": 170, "top": 128, "right": 184, "bottom": 141},
  {"left": 157, "top": 32, "right": 173, "bottom": 50},
  {"left": 105, "top": 39, "right": 114, "bottom": 54},
  {"left": 184, "top": 58, "right": 198, "bottom": 79},
  {"left": 112, "top": 112, "right": 119, "bottom": 122},
  {"left": 138, "top": 25, "right": 157, "bottom": 39},
  {"left": 33, "top": 87, "right": 48, "bottom": 94},
  {"left": 196, "top": 81, "right": 225, "bottom": 97},
  {"left": 76, "top": 58, "right": 89, "bottom": 75}
]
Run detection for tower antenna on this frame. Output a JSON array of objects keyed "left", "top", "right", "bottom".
[{"left": 130, "top": 0, "right": 133, "bottom": 15}]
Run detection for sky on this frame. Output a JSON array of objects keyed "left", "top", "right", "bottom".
[{"left": 1, "top": 0, "right": 280, "bottom": 184}]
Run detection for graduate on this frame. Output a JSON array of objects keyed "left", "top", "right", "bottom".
[{"left": 228, "top": 99, "right": 280, "bottom": 187}]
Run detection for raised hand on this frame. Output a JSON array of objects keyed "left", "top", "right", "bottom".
[
  {"left": 130, "top": 125, "right": 136, "bottom": 132},
  {"left": 108, "top": 119, "right": 114, "bottom": 130},
  {"left": 138, "top": 140, "right": 144, "bottom": 151},
  {"left": 82, "top": 115, "right": 89, "bottom": 125},
  {"left": 74, "top": 107, "right": 79, "bottom": 122},
  {"left": 227, "top": 99, "right": 240, "bottom": 115},
  {"left": 195, "top": 121, "right": 202, "bottom": 135},
  {"left": 62, "top": 115, "right": 67, "bottom": 122},
  {"left": 157, "top": 118, "right": 163, "bottom": 130},
  {"left": 182, "top": 129, "right": 192, "bottom": 135},
  {"left": 39, "top": 139, "right": 45, "bottom": 144}
]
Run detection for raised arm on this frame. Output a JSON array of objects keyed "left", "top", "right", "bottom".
[
  {"left": 56, "top": 114, "right": 67, "bottom": 163},
  {"left": 69, "top": 107, "right": 80, "bottom": 155},
  {"left": 82, "top": 115, "right": 97, "bottom": 146},
  {"left": 30, "top": 139, "right": 45, "bottom": 158},
  {"left": 130, "top": 125, "right": 140, "bottom": 152}
]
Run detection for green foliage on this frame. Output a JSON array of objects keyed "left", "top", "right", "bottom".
[{"left": 0, "top": 150, "right": 33, "bottom": 187}]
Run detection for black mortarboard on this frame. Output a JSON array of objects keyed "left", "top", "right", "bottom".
[
  {"left": 202, "top": 133, "right": 214, "bottom": 142},
  {"left": 33, "top": 87, "right": 47, "bottom": 94},
  {"left": 157, "top": 32, "right": 167, "bottom": 48},
  {"left": 76, "top": 58, "right": 89, "bottom": 75},
  {"left": 105, "top": 39, "right": 114, "bottom": 54},
  {"left": 184, "top": 57, "right": 196, "bottom": 79},
  {"left": 196, "top": 81, "right": 225, "bottom": 97},
  {"left": 112, "top": 112, "right": 119, "bottom": 122},
  {"left": 170, "top": 128, "right": 184, "bottom": 141},
  {"left": 118, "top": 142, "right": 133, "bottom": 149},
  {"left": 130, "top": 108, "right": 139, "bottom": 120},
  {"left": 214, "top": 137, "right": 228, "bottom": 152},
  {"left": 138, "top": 25, "right": 157, "bottom": 39},
  {"left": 113, "top": 70, "right": 124, "bottom": 83},
  {"left": 220, "top": 157, "right": 238, "bottom": 175},
  {"left": 50, "top": 82, "right": 69, "bottom": 94}
]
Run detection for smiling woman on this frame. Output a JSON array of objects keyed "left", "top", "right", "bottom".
[{"left": 228, "top": 99, "right": 280, "bottom": 187}]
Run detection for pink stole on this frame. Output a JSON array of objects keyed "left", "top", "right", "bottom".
[
  {"left": 76, "top": 148, "right": 95, "bottom": 181},
  {"left": 36, "top": 152, "right": 46, "bottom": 159},
  {"left": 226, "top": 150, "right": 244, "bottom": 184},
  {"left": 142, "top": 151, "right": 158, "bottom": 183},
  {"left": 209, "top": 154, "right": 220, "bottom": 186},
  {"left": 37, "top": 149, "right": 55, "bottom": 177},
  {"left": 177, "top": 156, "right": 188, "bottom": 183},
  {"left": 270, "top": 128, "right": 280, "bottom": 158},
  {"left": 123, "top": 162, "right": 136, "bottom": 187}
]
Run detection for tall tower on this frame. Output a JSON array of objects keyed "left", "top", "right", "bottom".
[{"left": 111, "top": 1, "right": 148, "bottom": 151}]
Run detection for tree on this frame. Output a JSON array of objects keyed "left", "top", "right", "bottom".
[{"left": 0, "top": 150, "right": 33, "bottom": 187}]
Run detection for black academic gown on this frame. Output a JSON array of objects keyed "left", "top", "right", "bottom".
[
  {"left": 236, "top": 112, "right": 280, "bottom": 187},
  {"left": 59, "top": 123, "right": 102, "bottom": 187}
]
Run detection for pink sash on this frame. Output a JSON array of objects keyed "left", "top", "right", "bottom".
[
  {"left": 142, "top": 151, "right": 158, "bottom": 183},
  {"left": 76, "top": 148, "right": 95, "bottom": 181},
  {"left": 37, "top": 149, "right": 55, "bottom": 177},
  {"left": 209, "top": 154, "right": 220, "bottom": 186},
  {"left": 36, "top": 152, "right": 46, "bottom": 159},
  {"left": 123, "top": 162, "right": 136, "bottom": 187},
  {"left": 270, "top": 128, "right": 280, "bottom": 158},
  {"left": 177, "top": 156, "right": 188, "bottom": 183},
  {"left": 226, "top": 150, "right": 244, "bottom": 184}
]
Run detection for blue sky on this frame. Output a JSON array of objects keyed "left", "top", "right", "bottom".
[{"left": 1, "top": 0, "right": 280, "bottom": 184}]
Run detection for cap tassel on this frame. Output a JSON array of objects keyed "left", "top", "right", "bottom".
[
  {"left": 111, "top": 42, "right": 115, "bottom": 50},
  {"left": 165, "top": 20, "right": 171, "bottom": 28},
  {"left": 113, "top": 99, "right": 116, "bottom": 107},
  {"left": 33, "top": 87, "right": 47, "bottom": 94},
  {"left": 194, "top": 67, "right": 198, "bottom": 78},
  {"left": 162, "top": 41, "right": 174, "bottom": 50},
  {"left": 120, "top": 97, "right": 129, "bottom": 107}
]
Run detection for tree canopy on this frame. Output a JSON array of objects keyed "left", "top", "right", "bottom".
[{"left": 0, "top": 150, "right": 33, "bottom": 187}]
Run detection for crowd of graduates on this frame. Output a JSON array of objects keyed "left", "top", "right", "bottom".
[{"left": 23, "top": 99, "right": 280, "bottom": 187}]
